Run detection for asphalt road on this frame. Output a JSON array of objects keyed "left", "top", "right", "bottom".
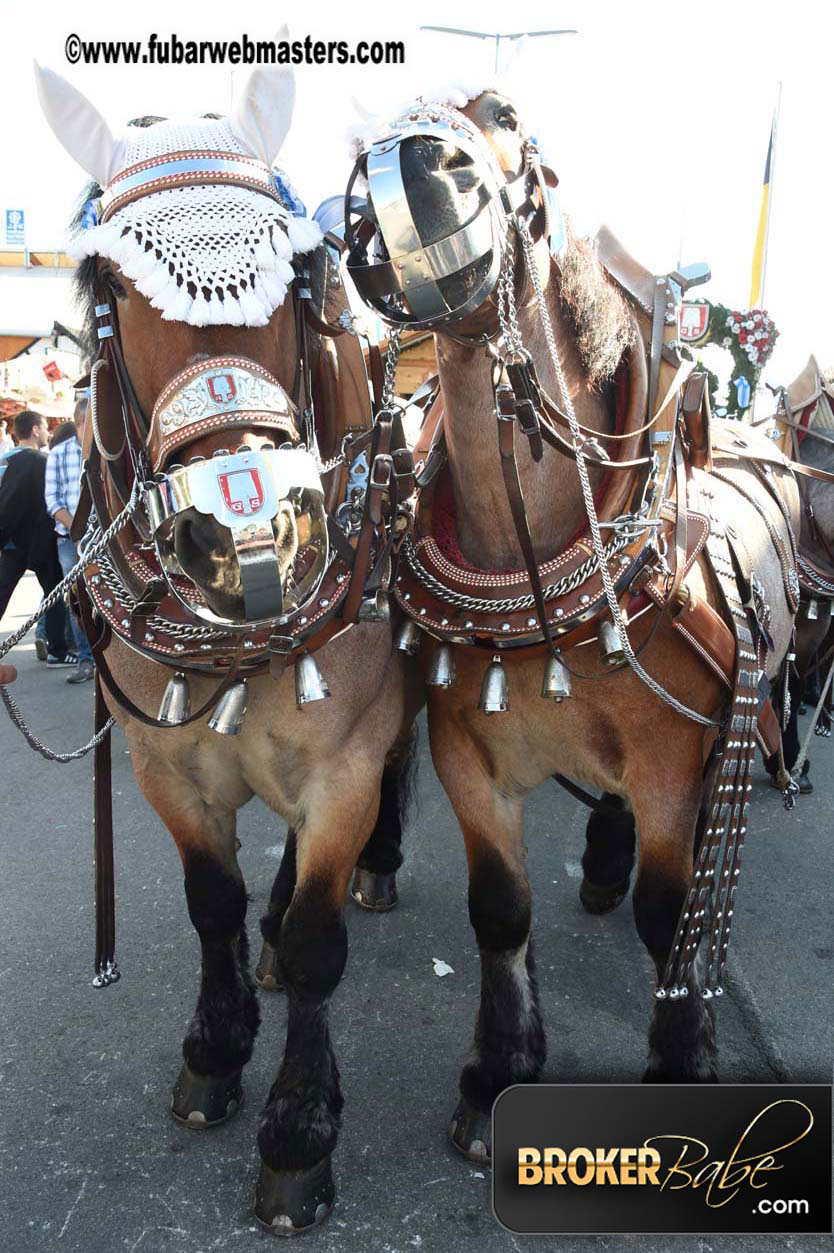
[{"left": 1, "top": 572, "right": 831, "bottom": 1253}]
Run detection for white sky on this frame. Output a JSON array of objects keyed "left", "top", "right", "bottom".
[{"left": 1, "top": 0, "right": 831, "bottom": 390}]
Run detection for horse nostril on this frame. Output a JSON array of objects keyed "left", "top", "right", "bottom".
[{"left": 175, "top": 513, "right": 223, "bottom": 563}]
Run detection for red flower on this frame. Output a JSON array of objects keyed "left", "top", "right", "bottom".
[{"left": 739, "top": 332, "right": 748, "bottom": 343}]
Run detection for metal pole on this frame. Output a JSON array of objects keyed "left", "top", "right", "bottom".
[
  {"left": 758, "top": 81, "right": 782, "bottom": 314},
  {"left": 420, "top": 26, "right": 577, "bottom": 76},
  {"left": 750, "top": 82, "right": 782, "bottom": 421}
]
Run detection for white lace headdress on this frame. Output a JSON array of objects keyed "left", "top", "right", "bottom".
[{"left": 35, "top": 54, "right": 322, "bottom": 328}]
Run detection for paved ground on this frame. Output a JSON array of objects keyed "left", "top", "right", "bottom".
[{"left": 1, "top": 572, "right": 831, "bottom": 1253}]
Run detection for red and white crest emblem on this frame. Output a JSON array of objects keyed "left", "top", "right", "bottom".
[
  {"left": 679, "top": 303, "right": 710, "bottom": 343},
  {"left": 218, "top": 467, "right": 265, "bottom": 516},
  {"left": 207, "top": 372, "right": 237, "bottom": 405}
]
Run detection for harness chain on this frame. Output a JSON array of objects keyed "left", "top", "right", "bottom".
[
  {"left": 0, "top": 482, "right": 143, "bottom": 759},
  {"left": 514, "top": 221, "right": 718, "bottom": 727},
  {"left": 402, "top": 532, "right": 630, "bottom": 614},
  {"left": 798, "top": 554, "right": 834, "bottom": 596}
]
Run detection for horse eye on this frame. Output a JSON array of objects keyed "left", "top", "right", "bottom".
[{"left": 496, "top": 107, "right": 518, "bottom": 132}]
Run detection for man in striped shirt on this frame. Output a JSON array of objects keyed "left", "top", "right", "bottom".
[{"left": 45, "top": 400, "right": 94, "bottom": 683}]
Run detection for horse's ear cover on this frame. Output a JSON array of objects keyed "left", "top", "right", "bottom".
[
  {"left": 34, "top": 60, "right": 123, "bottom": 187},
  {"left": 230, "top": 28, "right": 295, "bottom": 167}
]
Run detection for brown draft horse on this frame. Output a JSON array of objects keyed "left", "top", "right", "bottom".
[
  {"left": 759, "top": 359, "right": 834, "bottom": 788},
  {"left": 38, "top": 62, "right": 420, "bottom": 1233},
  {"left": 367, "top": 91, "right": 799, "bottom": 1159}
]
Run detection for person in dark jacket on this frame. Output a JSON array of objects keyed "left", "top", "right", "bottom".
[{"left": 0, "top": 410, "right": 74, "bottom": 664}]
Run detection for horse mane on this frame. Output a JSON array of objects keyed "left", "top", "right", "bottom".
[{"left": 556, "top": 219, "right": 635, "bottom": 390}]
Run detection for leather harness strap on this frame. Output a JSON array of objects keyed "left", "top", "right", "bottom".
[
  {"left": 93, "top": 673, "right": 116, "bottom": 985},
  {"left": 496, "top": 384, "right": 556, "bottom": 654}
]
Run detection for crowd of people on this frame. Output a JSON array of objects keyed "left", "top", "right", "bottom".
[{"left": 0, "top": 399, "right": 93, "bottom": 686}]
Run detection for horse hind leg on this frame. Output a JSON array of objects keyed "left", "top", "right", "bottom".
[
  {"left": 579, "top": 793, "right": 636, "bottom": 914},
  {"left": 350, "top": 727, "right": 418, "bottom": 912},
  {"left": 256, "top": 829, "right": 297, "bottom": 991}
]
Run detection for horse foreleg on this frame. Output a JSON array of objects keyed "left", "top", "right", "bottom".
[
  {"left": 579, "top": 793, "right": 636, "bottom": 914},
  {"left": 255, "top": 766, "right": 382, "bottom": 1234},
  {"left": 629, "top": 781, "right": 718, "bottom": 1083},
  {"left": 137, "top": 764, "right": 259, "bottom": 1126},
  {"left": 432, "top": 735, "right": 544, "bottom": 1164}
]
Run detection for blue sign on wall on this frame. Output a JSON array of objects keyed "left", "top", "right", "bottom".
[{"left": 5, "top": 209, "right": 25, "bottom": 247}]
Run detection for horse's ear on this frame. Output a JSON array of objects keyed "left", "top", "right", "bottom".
[
  {"left": 229, "top": 29, "right": 295, "bottom": 165},
  {"left": 34, "top": 62, "right": 120, "bottom": 187}
]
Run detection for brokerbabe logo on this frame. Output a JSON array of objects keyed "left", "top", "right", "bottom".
[{"left": 492, "top": 1084, "right": 832, "bottom": 1234}]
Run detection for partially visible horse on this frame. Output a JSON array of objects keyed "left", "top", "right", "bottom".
[
  {"left": 38, "top": 59, "right": 419, "bottom": 1233},
  {"left": 346, "top": 88, "right": 799, "bottom": 1161},
  {"left": 757, "top": 357, "right": 834, "bottom": 788}
]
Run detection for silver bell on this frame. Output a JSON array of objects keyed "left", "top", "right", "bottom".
[
  {"left": 541, "top": 653, "right": 572, "bottom": 701},
  {"left": 208, "top": 680, "right": 249, "bottom": 735},
  {"left": 598, "top": 620, "right": 626, "bottom": 667},
  {"left": 294, "top": 653, "right": 331, "bottom": 708},
  {"left": 357, "top": 589, "right": 391, "bottom": 623},
  {"left": 158, "top": 672, "right": 190, "bottom": 725},
  {"left": 427, "top": 643, "right": 456, "bottom": 688},
  {"left": 394, "top": 618, "right": 422, "bottom": 655},
  {"left": 479, "top": 655, "right": 509, "bottom": 714}
]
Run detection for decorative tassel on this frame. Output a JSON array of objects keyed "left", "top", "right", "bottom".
[
  {"left": 238, "top": 285, "right": 265, "bottom": 325},
  {"left": 205, "top": 295, "right": 229, "bottom": 326},
  {"left": 148, "top": 278, "right": 181, "bottom": 314},
  {"left": 288, "top": 217, "right": 324, "bottom": 254},
  {"left": 259, "top": 272, "right": 287, "bottom": 307},
  {"left": 221, "top": 294, "right": 245, "bottom": 326},
  {"left": 129, "top": 245, "right": 162, "bottom": 282},
  {"left": 274, "top": 256, "right": 296, "bottom": 285},
  {"left": 137, "top": 266, "right": 172, "bottom": 301},
  {"left": 189, "top": 294, "right": 211, "bottom": 327},
  {"left": 162, "top": 286, "right": 194, "bottom": 323},
  {"left": 254, "top": 237, "right": 277, "bottom": 269}
]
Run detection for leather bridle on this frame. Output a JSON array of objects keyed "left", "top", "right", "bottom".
[{"left": 73, "top": 168, "right": 415, "bottom": 728}]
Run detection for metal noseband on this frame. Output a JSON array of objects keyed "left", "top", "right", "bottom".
[{"left": 145, "top": 445, "right": 328, "bottom": 624}]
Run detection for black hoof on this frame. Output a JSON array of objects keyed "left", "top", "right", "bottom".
[
  {"left": 579, "top": 876, "right": 630, "bottom": 915},
  {"left": 256, "top": 939, "right": 283, "bottom": 991},
  {"left": 449, "top": 1097, "right": 491, "bottom": 1164},
  {"left": 350, "top": 868, "right": 398, "bottom": 913},
  {"left": 255, "top": 1156, "right": 335, "bottom": 1236},
  {"left": 171, "top": 1063, "right": 243, "bottom": 1128}
]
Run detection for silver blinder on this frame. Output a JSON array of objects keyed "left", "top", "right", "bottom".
[{"left": 345, "top": 106, "right": 510, "bottom": 330}]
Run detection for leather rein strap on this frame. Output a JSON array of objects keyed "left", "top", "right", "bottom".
[{"left": 496, "top": 379, "right": 557, "bottom": 655}]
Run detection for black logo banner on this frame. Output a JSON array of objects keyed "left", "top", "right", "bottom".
[{"left": 492, "top": 1084, "right": 832, "bottom": 1234}]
